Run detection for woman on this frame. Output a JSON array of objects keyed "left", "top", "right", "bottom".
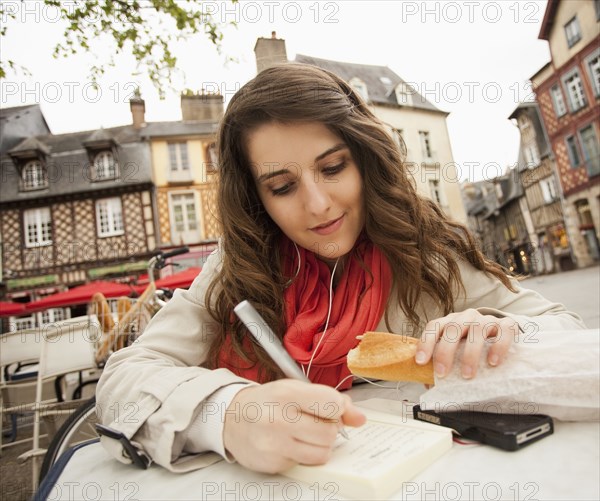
[{"left": 96, "top": 63, "right": 584, "bottom": 475}]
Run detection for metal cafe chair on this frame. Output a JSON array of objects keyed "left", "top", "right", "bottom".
[{"left": 17, "top": 315, "right": 100, "bottom": 490}]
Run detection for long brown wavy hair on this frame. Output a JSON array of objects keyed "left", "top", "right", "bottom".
[{"left": 204, "top": 63, "right": 515, "bottom": 381}]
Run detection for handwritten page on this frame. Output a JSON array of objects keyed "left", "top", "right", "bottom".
[
  {"left": 332, "top": 422, "right": 443, "bottom": 476},
  {"left": 283, "top": 407, "right": 452, "bottom": 500}
]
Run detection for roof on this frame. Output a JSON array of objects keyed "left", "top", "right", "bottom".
[
  {"left": 0, "top": 104, "right": 52, "bottom": 154},
  {"left": 508, "top": 101, "right": 553, "bottom": 162},
  {"left": 462, "top": 174, "right": 522, "bottom": 219},
  {"left": 539, "top": 0, "right": 559, "bottom": 40},
  {"left": 496, "top": 169, "right": 523, "bottom": 210},
  {"left": 0, "top": 118, "right": 220, "bottom": 204},
  {"left": 141, "top": 121, "right": 218, "bottom": 138},
  {"left": 462, "top": 180, "right": 498, "bottom": 218},
  {"left": 83, "top": 128, "right": 116, "bottom": 147},
  {"left": 1, "top": 124, "right": 150, "bottom": 203},
  {"left": 6, "top": 119, "right": 219, "bottom": 156},
  {"left": 7, "top": 124, "right": 141, "bottom": 155},
  {"left": 9, "top": 136, "right": 51, "bottom": 156},
  {"left": 0, "top": 104, "right": 40, "bottom": 119},
  {"left": 508, "top": 101, "right": 538, "bottom": 120},
  {"left": 294, "top": 54, "right": 445, "bottom": 114},
  {"left": 529, "top": 61, "right": 552, "bottom": 83}
]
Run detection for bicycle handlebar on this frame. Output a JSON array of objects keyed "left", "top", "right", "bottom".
[
  {"left": 148, "top": 246, "right": 189, "bottom": 272},
  {"left": 160, "top": 247, "right": 189, "bottom": 259}
]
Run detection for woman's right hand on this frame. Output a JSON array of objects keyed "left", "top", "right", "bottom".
[{"left": 223, "top": 379, "right": 366, "bottom": 473}]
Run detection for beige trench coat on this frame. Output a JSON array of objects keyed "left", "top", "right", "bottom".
[{"left": 96, "top": 246, "right": 585, "bottom": 472}]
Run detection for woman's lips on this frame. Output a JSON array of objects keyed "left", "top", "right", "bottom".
[{"left": 310, "top": 215, "right": 344, "bottom": 235}]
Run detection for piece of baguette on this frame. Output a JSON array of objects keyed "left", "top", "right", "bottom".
[
  {"left": 347, "top": 331, "right": 434, "bottom": 385},
  {"left": 91, "top": 292, "right": 114, "bottom": 333}
]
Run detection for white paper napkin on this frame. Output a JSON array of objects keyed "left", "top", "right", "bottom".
[{"left": 419, "top": 329, "right": 600, "bottom": 421}]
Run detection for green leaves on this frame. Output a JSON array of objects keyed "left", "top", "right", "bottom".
[{"left": 1, "top": 0, "right": 238, "bottom": 97}]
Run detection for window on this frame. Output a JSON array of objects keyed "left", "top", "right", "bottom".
[
  {"left": 24, "top": 207, "right": 52, "bottom": 247},
  {"left": 524, "top": 144, "right": 541, "bottom": 167},
  {"left": 168, "top": 142, "right": 189, "bottom": 172},
  {"left": 585, "top": 49, "right": 600, "bottom": 97},
  {"left": 96, "top": 197, "right": 124, "bottom": 237},
  {"left": 579, "top": 125, "right": 600, "bottom": 177},
  {"left": 428, "top": 179, "right": 443, "bottom": 206},
  {"left": 41, "top": 308, "right": 67, "bottom": 324},
  {"left": 391, "top": 128, "right": 403, "bottom": 146},
  {"left": 395, "top": 83, "right": 413, "bottom": 106},
  {"left": 518, "top": 115, "right": 531, "bottom": 131},
  {"left": 205, "top": 142, "right": 218, "bottom": 174},
  {"left": 563, "top": 70, "right": 587, "bottom": 112},
  {"left": 93, "top": 151, "right": 118, "bottom": 180},
  {"left": 550, "top": 85, "right": 567, "bottom": 117},
  {"left": 171, "top": 193, "right": 197, "bottom": 232},
  {"left": 170, "top": 192, "right": 200, "bottom": 244},
  {"left": 419, "top": 131, "right": 433, "bottom": 159},
  {"left": 595, "top": 0, "right": 600, "bottom": 21},
  {"left": 575, "top": 199, "right": 594, "bottom": 226},
  {"left": 564, "top": 16, "right": 581, "bottom": 48},
  {"left": 349, "top": 78, "right": 369, "bottom": 103},
  {"left": 566, "top": 136, "right": 581, "bottom": 168},
  {"left": 14, "top": 316, "right": 35, "bottom": 330},
  {"left": 21, "top": 160, "right": 47, "bottom": 190},
  {"left": 387, "top": 128, "right": 406, "bottom": 157},
  {"left": 540, "top": 177, "right": 558, "bottom": 204}
]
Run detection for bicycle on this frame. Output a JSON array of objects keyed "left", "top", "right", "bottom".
[{"left": 38, "top": 247, "right": 190, "bottom": 482}]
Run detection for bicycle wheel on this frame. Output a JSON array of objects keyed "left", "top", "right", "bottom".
[{"left": 39, "top": 397, "right": 99, "bottom": 483}]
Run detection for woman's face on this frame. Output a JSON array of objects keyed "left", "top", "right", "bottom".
[{"left": 247, "top": 121, "right": 365, "bottom": 264}]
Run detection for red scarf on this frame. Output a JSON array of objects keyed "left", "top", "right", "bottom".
[{"left": 218, "top": 236, "right": 392, "bottom": 390}]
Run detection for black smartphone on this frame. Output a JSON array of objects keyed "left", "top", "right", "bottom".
[{"left": 413, "top": 405, "right": 554, "bottom": 451}]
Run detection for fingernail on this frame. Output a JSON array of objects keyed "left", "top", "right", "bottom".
[
  {"left": 462, "top": 365, "right": 473, "bottom": 379},
  {"left": 434, "top": 363, "right": 446, "bottom": 378},
  {"left": 489, "top": 354, "right": 499, "bottom": 366},
  {"left": 415, "top": 351, "right": 427, "bottom": 364}
]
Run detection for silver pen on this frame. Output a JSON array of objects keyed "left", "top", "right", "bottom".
[{"left": 234, "top": 300, "right": 350, "bottom": 439}]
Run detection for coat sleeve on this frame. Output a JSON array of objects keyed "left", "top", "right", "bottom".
[
  {"left": 454, "top": 259, "right": 587, "bottom": 332},
  {"left": 95, "top": 246, "right": 255, "bottom": 472}
]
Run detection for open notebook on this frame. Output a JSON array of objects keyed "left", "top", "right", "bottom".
[{"left": 282, "top": 400, "right": 452, "bottom": 500}]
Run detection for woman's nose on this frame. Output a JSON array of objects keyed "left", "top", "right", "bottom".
[{"left": 304, "top": 181, "right": 332, "bottom": 215}]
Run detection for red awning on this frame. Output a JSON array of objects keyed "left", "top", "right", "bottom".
[
  {"left": 25, "top": 281, "right": 136, "bottom": 313},
  {"left": 135, "top": 273, "right": 150, "bottom": 286},
  {"left": 155, "top": 267, "right": 201, "bottom": 289},
  {"left": 0, "top": 301, "right": 27, "bottom": 317}
]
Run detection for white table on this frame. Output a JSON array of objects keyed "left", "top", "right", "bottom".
[{"left": 38, "top": 383, "right": 600, "bottom": 501}]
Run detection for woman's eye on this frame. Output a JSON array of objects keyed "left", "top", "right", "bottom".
[
  {"left": 271, "top": 183, "right": 294, "bottom": 196},
  {"left": 322, "top": 161, "right": 346, "bottom": 176}
]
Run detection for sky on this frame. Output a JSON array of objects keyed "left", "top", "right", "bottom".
[{"left": 0, "top": 0, "right": 552, "bottom": 182}]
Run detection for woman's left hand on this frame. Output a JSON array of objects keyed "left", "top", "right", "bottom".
[{"left": 415, "top": 308, "right": 520, "bottom": 379}]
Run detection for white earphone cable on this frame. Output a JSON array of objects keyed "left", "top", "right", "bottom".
[{"left": 304, "top": 257, "right": 339, "bottom": 380}]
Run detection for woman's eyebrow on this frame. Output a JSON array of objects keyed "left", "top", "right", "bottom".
[
  {"left": 314, "top": 143, "right": 348, "bottom": 162},
  {"left": 256, "top": 143, "right": 349, "bottom": 183},
  {"left": 256, "top": 168, "right": 289, "bottom": 183}
]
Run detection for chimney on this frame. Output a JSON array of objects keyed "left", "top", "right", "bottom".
[
  {"left": 180, "top": 92, "right": 224, "bottom": 121},
  {"left": 254, "top": 31, "right": 288, "bottom": 74},
  {"left": 130, "top": 96, "right": 146, "bottom": 129}
]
